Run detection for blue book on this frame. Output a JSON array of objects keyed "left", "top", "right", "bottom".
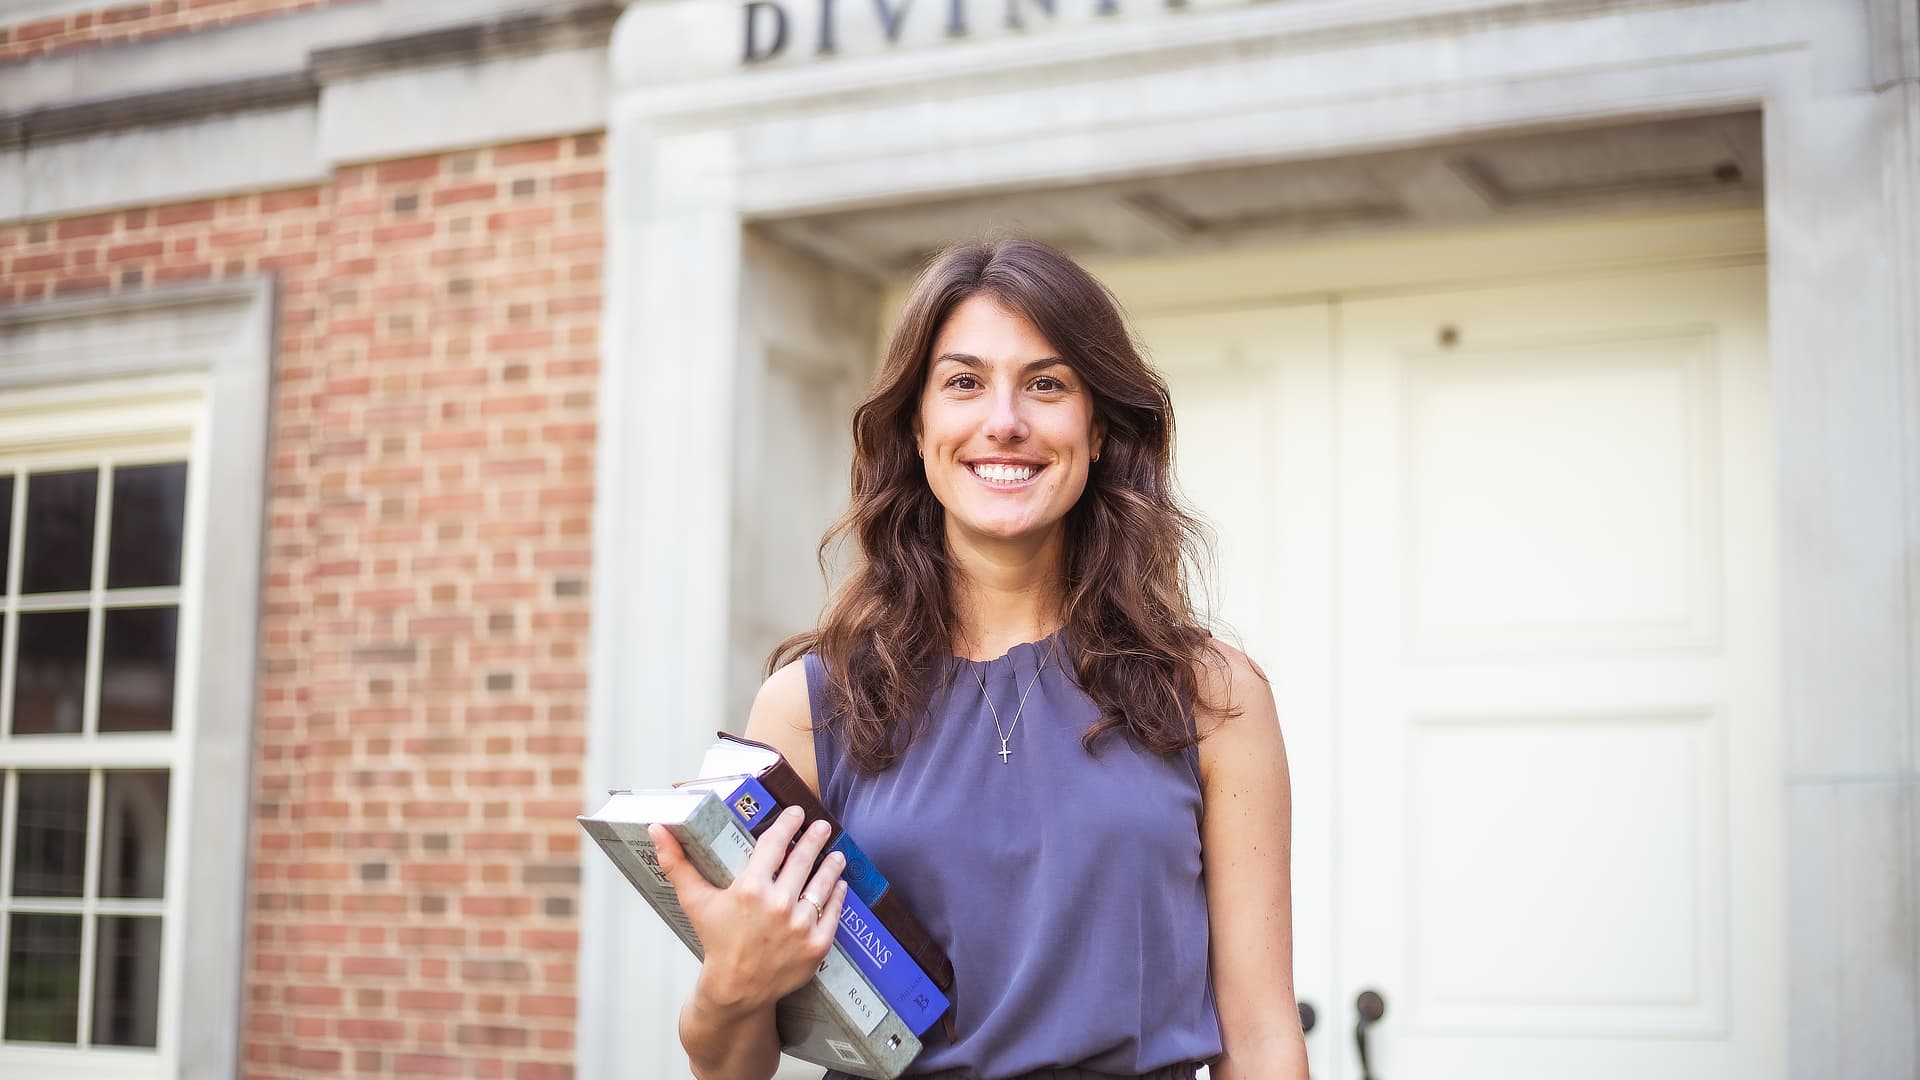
[{"left": 679, "top": 773, "right": 951, "bottom": 1037}]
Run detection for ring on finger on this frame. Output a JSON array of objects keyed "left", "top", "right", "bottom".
[{"left": 800, "top": 894, "right": 823, "bottom": 921}]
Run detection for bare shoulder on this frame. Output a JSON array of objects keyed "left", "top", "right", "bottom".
[
  {"left": 1191, "top": 637, "right": 1281, "bottom": 787},
  {"left": 1192, "top": 638, "right": 1274, "bottom": 725},
  {"left": 743, "top": 657, "right": 821, "bottom": 795}
]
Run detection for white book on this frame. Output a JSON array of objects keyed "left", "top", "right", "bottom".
[{"left": 579, "top": 788, "right": 921, "bottom": 1079}]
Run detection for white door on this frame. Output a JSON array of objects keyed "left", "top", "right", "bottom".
[{"left": 1138, "top": 262, "right": 1783, "bottom": 1080}]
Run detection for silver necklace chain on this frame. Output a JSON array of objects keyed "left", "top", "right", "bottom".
[{"left": 969, "top": 638, "right": 1056, "bottom": 764}]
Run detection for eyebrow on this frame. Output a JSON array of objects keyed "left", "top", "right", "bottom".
[{"left": 933, "top": 353, "right": 1069, "bottom": 375}]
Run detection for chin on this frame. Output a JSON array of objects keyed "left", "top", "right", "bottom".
[{"left": 955, "top": 513, "right": 1058, "bottom": 543}]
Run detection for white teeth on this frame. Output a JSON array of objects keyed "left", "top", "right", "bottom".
[{"left": 971, "top": 463, "right": 1035, "bottom": 483}]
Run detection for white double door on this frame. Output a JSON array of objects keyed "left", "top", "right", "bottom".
[{"left": 1137, "top": 263, "right": 1783, "bottom": 1080}]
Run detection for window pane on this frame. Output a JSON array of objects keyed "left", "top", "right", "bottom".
[
  {"left": 4, "top": 913, "right": 81, "bottom": 1044},
  {"left": 21, "top": 469, "right": 97, "bottom": 595},
  {"left": 91, "top": 915, "right": 161, "bottom": 1048},
  {"left": 13, "top": 610, "right": 90, "bottom": 736},
  {"left": 13, "top": 771, "right": 88, "bottom": 898},
  {"left": 107, "top": 463, "right": 187, "bottom": 590},
  {"left": 99, "top": 607, "right": 177, "bottom": 734},
  {"left": 100, "top": 771, "right": 168, "bottom": 899}
]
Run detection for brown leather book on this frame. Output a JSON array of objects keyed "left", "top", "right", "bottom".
[{"left": 699, "top": 731, "right": 956, "bottom": 996}]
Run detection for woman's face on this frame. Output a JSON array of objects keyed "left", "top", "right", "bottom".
[{"left": 915, "top": 294, "right": 1104, "bottom": 549}]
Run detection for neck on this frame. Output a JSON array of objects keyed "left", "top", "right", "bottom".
[{"left": 946, "top": 522, "right": 1067, "bottom": 661}]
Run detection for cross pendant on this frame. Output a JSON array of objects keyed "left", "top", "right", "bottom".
[{"left": 998, "top": 741, "right": 1012, "bottom": 764}]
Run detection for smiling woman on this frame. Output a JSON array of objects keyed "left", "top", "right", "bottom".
[{"left": 652, "top": 237, "right": 1309, "bottom": 1080}]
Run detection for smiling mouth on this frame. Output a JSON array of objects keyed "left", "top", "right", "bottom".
[{"left": 968, "top": 462, "right": 1043, "bottom": 485}]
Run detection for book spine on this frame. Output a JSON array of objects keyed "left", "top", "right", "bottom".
[
  {"left": 748, "top": 761, "right": 955, "bottom": 992},
  {"left": 831, "top": 892, "right": 949, "bottom": 1037},
  {"left": 705, "top": 779, "right": 950, "bottom": 1036}
]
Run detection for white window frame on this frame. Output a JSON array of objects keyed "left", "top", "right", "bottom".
[{"left": 0, "top": 280, "right": 272, "bottom": 1080}]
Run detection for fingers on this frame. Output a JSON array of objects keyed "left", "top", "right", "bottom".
[
  {"left": 743, "top": 806, "right": 807, "bottom": 881},
  {"left": 806, "top": 880, "right": 850, "bottom": 954},
  {"left": 647, "top": 825, "right": 716, "bottom": 905},
  {"left": 775, "top": 817, "right": 836, "bottom": 903},
  {"left": 800, "top": 848, "right": 847, "bottom": 918}
]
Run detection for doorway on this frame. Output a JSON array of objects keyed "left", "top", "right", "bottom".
[{"left": 1134, "top": 250, "right": 1782, "bottom": 1080}]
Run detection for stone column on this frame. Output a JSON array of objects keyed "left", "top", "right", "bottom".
[
  {"left": 580, "top": 114, "right": 747, "bottom": 1080},
  {"left": 1769, "top": 1, "right": 1920, "bottom": 1073}
]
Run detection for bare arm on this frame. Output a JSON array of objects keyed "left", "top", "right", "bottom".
[
  {"left": 656, "top": 659, "right": 838, "bottom": 1080},
  {"left": 1196, "top": 643, "right": 1310, "bottom": 1080}
]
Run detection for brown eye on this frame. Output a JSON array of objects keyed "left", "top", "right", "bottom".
[
  {"left": 1031, "top": 376, "right": 1065, "bottom": 392},
  {"left": 948, "top": 374, "right": 982, "bottom": 390}
]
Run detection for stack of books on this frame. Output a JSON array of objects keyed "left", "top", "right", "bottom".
[{"left": 580, "top": 732, "right": 954, "bottom": 1079}]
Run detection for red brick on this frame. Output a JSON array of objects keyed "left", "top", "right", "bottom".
[
  {"left": 338, "top": 1017, "right": 405, "bottom": 1041},
  {"left": 153, "top": 262, "right": 213, "bottom": 283},
  {"left": 457, "top": 1024, "right": 528, "bottom": 1048},
  {"left": 340, "top": 955, "right": 408, "bottom": 978},
  {"left": 10, "top": 252, "right": 67, "bottom": 273},
  {"left": 14, "top": 17, "right": 68, "bottom": 42},
  {"left": 154, "top": 201, "right": 216, "bottom": 226},
  {"left": 516, "top": 994, "right": 574, "bottom": 1019},
  {"left": 373, "top": 220, "right": 436, "bottom": 243},
  {"left": 486, "top": 207, "right": 556, "bottom": 232},
  {"left": 375, "top": 156, "right": 441, "bottom": 183},
  {"left": 433, "top": 182, "right": 499, "bottom": 207},
  {"left": 285, "top": 1047, "right": 342, "bottom": 1070},
  {"left": 260, "top": 250, "right": 321, "bottom": 271},
  {"left": 460, "top": 959, "right": 529, "bottom": 983},
  {"left": 394, "top": 1054, "right": 464, "bottom": 1076},
  {"left": 517, "top": 929, "right": 577, "bottom": 951},
  {"left": 53, "top": 274, "right": 112, "bottom": 296},
  {"left": 260, "top": 187, "right": 322, "bottom": 212},
  {"left": 54, "top": 213, "right": 117, "bottom": 239},
  {"left": 210, "top": 226, "right": 269, "bottom": 247},
  {"left": 106, "top": 240, "right": 167, "bottom": 263},
  {"left": 284, "top": 984, "right": 343, "bottom": 1007},
  {"left": 550, "top": 169, "right": 603, "bottom": 191},
  {"left": 493, "top": 142, "right": 560, "bottom": 165}
]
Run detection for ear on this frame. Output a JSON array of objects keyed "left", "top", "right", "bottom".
[{"left": 1092, "top": 416, "right": 1108, "bottom": 461}]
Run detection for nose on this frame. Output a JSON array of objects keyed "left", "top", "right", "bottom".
[{"left": 984, "top": 384, "right": 1028, "bottom": 443}]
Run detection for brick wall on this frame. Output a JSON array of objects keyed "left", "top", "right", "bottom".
[
  {"left": 0, "top": 132, "right": 603, "bottom": 1078},
  {"left": 0, "top": 0, "right": 366, "bottom": 65}
]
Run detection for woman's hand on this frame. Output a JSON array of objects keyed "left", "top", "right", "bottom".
[{"left": 649, "top": 806, "right": 849, "bottom": 1019}]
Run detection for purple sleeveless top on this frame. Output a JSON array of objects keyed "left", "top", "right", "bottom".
[{"left": 807, "top": 630, "right": 1223, "bottom": 1078}]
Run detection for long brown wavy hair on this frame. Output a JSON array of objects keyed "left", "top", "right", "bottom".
[{"left": 769, "top": 236, "right": 1236, "bottom": 773}]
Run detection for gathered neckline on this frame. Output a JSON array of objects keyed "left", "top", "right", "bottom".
[{"left": 949, "top": 625, "right": 1068, "bottom": 666}]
